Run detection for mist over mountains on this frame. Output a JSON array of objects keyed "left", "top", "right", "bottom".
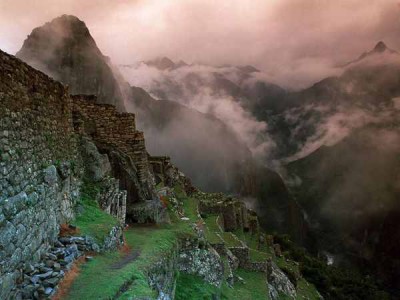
[
  {"left": 120, "top": 41, "right": 400, "bottom": 290},
  {"left": 9, "top": 10, "right": 400, "bottom": 295},
  {"left": 120, "top": 59, "right": 278, "bottom": 161}
]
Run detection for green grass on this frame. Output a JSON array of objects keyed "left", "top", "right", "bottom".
[
  {"left": 249, "top": 248, "right": 271, "bottom": 262},
  {"left": 233, "top": 229, "right": 274, "bottom": 255},
  {"left": 68, "top": 185, "right": 321, "bottom": 300},
  {"left": 221, "top": 232, "right": 243, "bottom": 248},
  {"left": 66, "top": 221, "right": 195, "bottom": 299},
  {"left": 203, "top": 214, "right": 224, "bottom": 244},
  {"left": 276, "top": 256, "right": 300, "bottom": 278},
  {"left": 296, "top": 278, "right": 321, "bottom": 299},
  {"left": 74, "top": 180, "right": 119, "bottom": 244},
  {"left": 173, "top": 183, "right": 187, "bottom": 200},
  {"left": 173, "top": 184, "right": 200, "bottom": 222},
  {"left": 175, "top": 269, "right": 270, "bottom": 300},
  {"left": 175, "top": 273, "right": 220, "bottom": 300},
  {"left": 221, "top": 269, "right": 269, "bottom": 300},
  {"left": 203, "top": 215, "right": 221, "bottom": 232},
  {"left": 233, "top": 229, "right": 256, "bottom": 247},
  {"left": 205, "top": 229, "right": 223, "bottom": 245},
  {"left": 182, "top": 197, "right": 199, "bottom": 221}
]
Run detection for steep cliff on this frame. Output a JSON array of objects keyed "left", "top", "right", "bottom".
[
  {"left": 16, "top": 15, "right": 126, "bottom": 111},
  {"left": 16, "top": 15, "right": 254, "bottom": 194},
  {"left": 287, "top": 125, "right": 400, "bottom": 289}
]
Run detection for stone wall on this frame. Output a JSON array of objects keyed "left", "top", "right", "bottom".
[
  {"left": 197, "top": 192, "right": 260, "bottom": 236},
  {"left": 72, "top": 95, "right": 156, "bottom": 209},
  {"left": 0, "top": 48, "right": 194, "bottom": 299},
  {"left": 79, "top": 136, "right": 127, "bottom": 225},
  {"left": 0, "top": 50, "right": 82, "bottom": 298}
]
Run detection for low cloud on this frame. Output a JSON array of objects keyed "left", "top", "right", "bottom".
[
  {"left": 1, "top": 0, "right": 400, "bottom": 88},
  {"left": 120, "top": 63, "right": 276, "bottom": 161}
]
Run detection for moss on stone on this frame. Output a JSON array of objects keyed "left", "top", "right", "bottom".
[{"left": 74, "top": 180, "right": 119, "bottom": 244}]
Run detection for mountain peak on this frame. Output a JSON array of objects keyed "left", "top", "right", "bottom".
[
  {"left": 341, "top": 41, "right": 398, "bottom": 67},
  {"left": 17, "top": 15, "right": 97, "bottom": 56},
  {"left": 373, "top": 41, "right": 388, "bottom": 53},
  {"left": 34, "top": 14, "right": 90, "bottom": 36},
  {"left": 16, "top": 15, "right": 125, "bottom": 110},
  {"left": 52, "top": 14, "right": 84, "bottom": 25},
  {"left": 144, "top": 57, "right": 185, "bottom": 70}
]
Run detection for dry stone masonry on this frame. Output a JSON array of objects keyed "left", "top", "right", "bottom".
[
  {"left": 0, "top": 50, "right": 82, "bottom": 299},
  {"left": 0, "top": 48, "right": 186, "bottom": 299},
  {"left": 72, "top": 95, "right": 172, "bottom": 223}
]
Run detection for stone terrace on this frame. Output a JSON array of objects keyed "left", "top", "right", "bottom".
[{"left": 72, "top": 94, "right": 156, "bottom": 205}]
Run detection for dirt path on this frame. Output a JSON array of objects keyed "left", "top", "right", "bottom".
[
  {"left": 109, "top": 249, "right": 141, "bottom": 270},
  {"left": 52, "top": 256, "right": 86, "bottom": 300}
]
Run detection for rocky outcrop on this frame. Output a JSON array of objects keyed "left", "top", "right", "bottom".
[
  {"left": 80, "top": 137, "right": 126, "bottom": 224},
  {"left": 16, "top": 15, "right": 126, "bottom": 111},
  {"left": 267, "top": 261, "right": 297, "bottom": 300},
  {"left": 178, "top": 238, "right": 224, "bottom": 287}
]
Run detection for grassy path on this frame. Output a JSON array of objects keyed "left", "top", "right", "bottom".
[
  {"left": 64, "top": 224, "right": 192, "bottom": 300},
  {"left": 61, "top": 186, "right": 321, "bottom": 300}
]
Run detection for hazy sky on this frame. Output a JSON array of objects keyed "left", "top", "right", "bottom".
[{"left": 1, "top": 0, "right": 399, "bottom": 87}]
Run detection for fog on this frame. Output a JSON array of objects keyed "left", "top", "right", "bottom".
[
  {"left": 120, "top": 63, "right": 276, "bottom": 161},
  {"left": 1, "top": 0, "right": 400, "bottom": 89}
]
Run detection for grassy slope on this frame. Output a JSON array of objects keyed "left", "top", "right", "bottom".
[
  {"left": 221, "top": 269, "right": 269, "bottom": 300},
  {"left": 66, "top": 184, "right": 321, "bottom": 300},
  {"left": 175, "top": 269, "right": 270, "bottom": 300},
  {"left": 74, "top": 179, "right": 119, "bottom": 243},
  {"left": 175, "top": 273, "right": 220, "bottom": 300},
  {"left": 66, "top": 224, "right": 194, "bottom": 300},
  {"left": 74, "top": 196, "right": 119, "bottom": 243},
  {"left": 66, "top": 184, "right": 197, "bottom": 300}
]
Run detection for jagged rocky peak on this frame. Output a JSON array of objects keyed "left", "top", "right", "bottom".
[
  {"left": 17, "top": 15, "right": 100, "bottom": 64},
  {"left": 342, "top": 40, "right": 399, "bottom": 67},
  {"left": 29, "top": 15, "right": 94, "bottom": 45},
  {"left": 16, "top": 14, "right": 126, "bottom": 111},
  {"left": 373, "top": 41, "right": 388, "bottom": 53},
  {"left": 364, "top": 40, "right": 398, "bottom": 56},
  {"left": 370, "top": 40, "right": 398, "bottom": 55}
]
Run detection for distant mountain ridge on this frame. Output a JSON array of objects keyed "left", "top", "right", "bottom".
[{"left": 341, "top": 41, "right": 399, "bottom": 67}]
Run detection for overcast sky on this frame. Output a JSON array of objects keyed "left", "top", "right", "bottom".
[{"left": 1, "top": 0, "right": 399, "bottom": 88}]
